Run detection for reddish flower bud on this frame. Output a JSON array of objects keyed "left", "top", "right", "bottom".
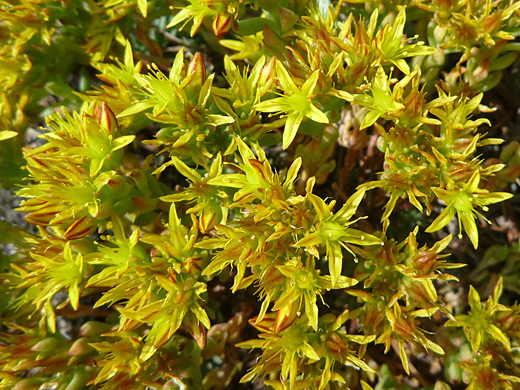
[
  {"left": 25, "top": 201, "right": 67, "bottom": 225},
  {"left": 212, "top": 12, "right": 234, "bottom": 36},
  {"left": 185, "top": 314, "right": 207, "bottom": 350},
  {"left": 31, "top": 337, "right": 59, "bottom": 352},
  {"left": 185, "top": 52, "right": 206, "bottom": 87},
  {"left": 132, "top": 196, "right": 157, "bottom": 213},
  {"left": 13, "top": 378, "right": 42, "bottom": 390},
  {"left": 185, "top": 255, "right": 203, "bottom": 275},
  {"left": 79, "top": 321, "right": 113, "bottom": 337},
  {"left": 263, "top": 24, "right": 284, "bottom": 50},
  {"left": 500, "top": 141, "right": 520, "bottom": 164},
  {"left": 93, "top": 101, "right": 119, "bottom": 135},
  {"left": 88, "top": 199, "right": 113, "bottom": 219},
  {"left": 498, "top": 165, "right": 520, "bottom": 183},
  {"left": 64, "top": 215, "right": 96, "bottom": 240},
  {"left": 106, "top": 174, "right": 127, "bottom": 193},
  {"left": 199, "top": 205, "right": 220, "bottom": 234},
  {"left": 257, "top": 57, "right": 276, "bottom": 96},
  {"left": 279, "top": 8, "right": 298, "bottom": 34},
  {"left": 274, "top": 302, "right": 298, "bottom": 332},
  {"left": 68, "top": 338, "right": 93, "bottom": 356}
]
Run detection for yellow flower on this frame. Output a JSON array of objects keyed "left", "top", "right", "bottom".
[
  {"left": 255, "top": 61, "right": 329, "bottom": 149},
  {"left": 426, "top": 170, "right": 513, "bottom": 248}
]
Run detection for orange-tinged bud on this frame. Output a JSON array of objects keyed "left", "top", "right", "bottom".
[
  {"left": 263, "top": 24, "right": 284, "bottom": 50},
  {"left": 64, "top": 215, "right": 96, "bottom": 240},
  {"left": 199, "top": 205, "right": 220, "bottom": 234},
  {"left": 279, "top": 8, "right": 298, "bottom": 34},
  {"left": 250, "top": 313, "right": 276, "bottom": 332},
  {"left": 13, "top": 378, "right": 42, "bottom": 390},
  {"left": 481, "top": 13, "right": 501, "bottom": 34},
  {"left": 68, "top": 338, "right": 94, "bottom": 356},
  {"left": 132, "top": 196, "right": 157, "bottom": 213},
  {"left": 106, "top": 174, "right": 127, "bottom": 193},
  {"left": 185, "top": 52, "right": 206, "bottom": 87},
  {"left": 414, "top": 250, "right": 437, "bottom": 273},
  {"left": 500, "top": 141, "right": 520, "bottom": 164},
  {"left": 79, "top": 321, "right": 113, "bottom": 337},
  {"left": 93, "top": 101, "right": 119, "bottom": 135},
  {"left": 274, "top": 302, "right": 298, "bottom": 332},
  {"left": 185, "top": 315, "right": 207, "bottom": 349},
  {"left": 31, "top": 337, "right": 59, "bottom": 352},
  {"left": 470, "top": 59, "right": 489, "bottom": 85},
  {"left": 447, "top": 162, "right": 473, "bottom": 182},
  {"left": 185, "top": 255, "right": 203, "bottom": 275},
  {"left": 212, "top": 12, "right": 234, "bottom": 36},
  {"left": 25, "top": 202, "right": 68, "bottom": 225},
  {"left": 498, "top": 165, "right": 520, "bottom": 183},
  {"left": 258, "top": 57, "right": 276, "bottom": 96},
  {"left": 325, "top": 332, "right": 347, "bottom": 356},
  {"left": 88, "top": 200, "right": 113, "bottom": 219}
]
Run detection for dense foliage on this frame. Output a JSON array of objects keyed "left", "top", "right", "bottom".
[{"left": 1, "top": 0, "right": 520, "bottom": 389}]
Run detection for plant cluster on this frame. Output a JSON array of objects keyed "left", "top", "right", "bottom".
[{"left": 1, "top": 0, "right": 519, "bottom": 389}]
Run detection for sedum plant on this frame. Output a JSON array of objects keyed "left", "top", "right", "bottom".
[{"left": 0, "top": 0, "right": 519, "bottom": 389}]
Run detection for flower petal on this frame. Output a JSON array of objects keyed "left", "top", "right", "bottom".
[
  {"left": 282, "top": 112, "right": 304, "bottom": 149},
  {"left": 306, "top": 103, "right": 329, "bottom": 124},
  {"left": 425, "top": 205, "right": 456, "bottom": 233}
]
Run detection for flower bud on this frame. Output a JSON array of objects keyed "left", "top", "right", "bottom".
[
  {"left": 132, "top": 196, "right": 158, "bottom": 213},
  {"left": 25, "top": 201, "right": 67, "bottom": 226},
  {"left": 93, "top": 101, "right": 119, "bottom": 135},
  {"left": 497, "top": 165, "right": 520, "bottom": 183},
  {"left": 279, "top": 8, "right": 298, "bottom": 34},
  {"left": 88, "top": 199, "right": 113, "bottom": 219},
  {"left": 14, "top": 378, "right": 45, "bottom": 390},
  {"left": 68, "top": 338, "right": 94, "bottom": 356},
  {"left": 64, "top": 215, "right": 96, "bottom": 240},
  {"left": 185, "top": 52, "right": 206, "bottom": 88},
  {"left": 468, "top": 59, "right": 489, "bottom": 85},
  {"left": 212, "top": 12, "right": 234, "bottom": 36},
  {"left": 79, "top": 321, "right": 113, "bottom": 337},
  {"left": 481, "top": 13, "right": 501, "bottom": 34},
  {"left": 31, "top": 337, "right": 59, "bottom": 352},
  {"left": 500, "top": 141, "right": 519, "bottom": 164},
  {"left": 257, "top": 57, "right": 276, "bottom": 97},
  {"left": 199, "top": 203, "right": 221, "bottom": 234},
  {"left": 106, "top": 174, "right": 127, "bottom": 194},
  {"left": 64, "top": 370, "right": 85, "bottom": 390},
  {"left": 433, "top": 25, "right": 447, "bottom": 45},
  {"left": 185, "top": 314, "right": 207, "bottom": 349}
]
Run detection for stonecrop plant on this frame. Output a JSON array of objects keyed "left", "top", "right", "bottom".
[{"left": 1, "top": 0, "right": 519, "bottom": 389}]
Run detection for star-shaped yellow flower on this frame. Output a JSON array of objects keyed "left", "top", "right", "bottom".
[
  {"left": 255, "top": 61, "right": 329, "bottom": 149},
  {"left": 426, "top": 170, "right": 513, "bottom": 248}
]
